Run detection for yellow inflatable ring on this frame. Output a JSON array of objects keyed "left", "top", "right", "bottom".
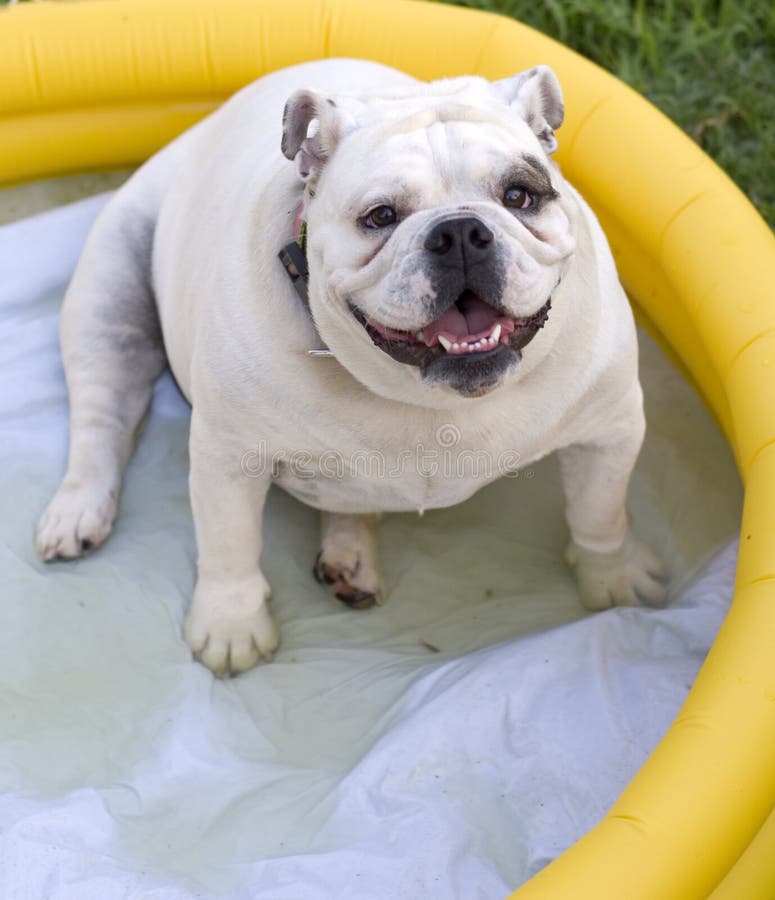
[{"left": 2, "top": 1, "right": 774, "bottom": 897}]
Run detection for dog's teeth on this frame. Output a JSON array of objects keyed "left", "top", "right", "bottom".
[
  {"left": 438, "top": 335, "right": 453, "bottom": 352},
  {"left": 491, "top": 324, "right": 501, "bottom": 343},
  {"left": 416, "top": 330, "right": 426, "bottom": 342}
]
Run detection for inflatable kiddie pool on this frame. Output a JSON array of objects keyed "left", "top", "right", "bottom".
[{"left": 2, "top": 0, "right": 774, "bottom": 897}]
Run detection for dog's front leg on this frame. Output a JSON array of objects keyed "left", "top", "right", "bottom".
[
  {"left": 558, "top": 405, "right": 666, "bottom": 611},
  {"left": 183, "top": 413, "right": 279, "bottom": 677}
]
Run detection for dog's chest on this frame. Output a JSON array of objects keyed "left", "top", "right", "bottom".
[{"left": 269, "top": 415, "right": 530, "bottom": 515}]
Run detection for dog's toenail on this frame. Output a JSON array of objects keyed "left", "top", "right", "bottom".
[
  {"left": 313, "top": 551, "right": 337, "bottom": 585},
  {"left": 336, "top": 589, "right": 379, "bottom": 610}
]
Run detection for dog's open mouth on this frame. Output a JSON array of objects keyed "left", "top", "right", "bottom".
[{"left": 351, "top": 290, "right": 551, "bottom": 370}]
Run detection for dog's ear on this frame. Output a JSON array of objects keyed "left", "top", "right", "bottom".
[
  {"left": 491, "top": 65, "right": 564, "bottom": 154},
  {"left": 281, "top": 90, "right": 353, "bottom": 183}
]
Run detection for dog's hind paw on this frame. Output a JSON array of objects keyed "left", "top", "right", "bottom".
[
  {"left": 314, "top": 549, "right": 384, "bottom": 610},
  {"left": 35, "top": 479, "right": 118, "bottom": 561},
  {"left": 314, "top": 513, "right": 384, "bottom": 610},
  {"left": 312, "top": 550, "right": 383, "bottom": 609}
]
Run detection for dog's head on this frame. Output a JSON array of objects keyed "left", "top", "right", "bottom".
[{"left": 281, "top": 66, "right": 576, "bottom": 407}]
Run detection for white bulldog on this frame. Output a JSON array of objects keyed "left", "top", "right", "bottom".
[{"left": 35, "top": 59, "right": 665, "bottom": 676}]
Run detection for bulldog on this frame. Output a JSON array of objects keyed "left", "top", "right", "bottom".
[{"left": 35, "top": 59, "right": 666, "bottom": 676}]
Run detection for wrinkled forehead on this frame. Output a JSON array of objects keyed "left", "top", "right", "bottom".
[{"left": 330, "top": 106, "right": 551, "bottom": 211}]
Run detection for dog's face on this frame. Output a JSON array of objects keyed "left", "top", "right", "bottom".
[{"left": 281, "top": 67, "right": 577, "bottom": 406}]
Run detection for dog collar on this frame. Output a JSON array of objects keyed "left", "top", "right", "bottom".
[
  {"left": 278, "top": 204, "right": 334, "bottom": 358},
  {"left": 278, "top": 203, "right": 310, "bottom": 306}
]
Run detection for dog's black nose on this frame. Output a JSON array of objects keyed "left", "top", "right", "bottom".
[{"left": 424, "top": 216, "right": 494, "bottom": 267}]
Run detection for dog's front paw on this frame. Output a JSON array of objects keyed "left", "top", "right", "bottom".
[
  {"left": 184, "top": 572, "right": 280, "bottom": 677},
  {"left": 314, "top": 546, "right": 383, "bottom": 610},
  {"left": 565, "top": 533, "right": 666, "bottom": 611},
  {"left": 36, "top": 479, "right": 118, "bottom": 561}
]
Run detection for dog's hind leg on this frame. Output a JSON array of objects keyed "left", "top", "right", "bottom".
[{"left": 36, "top": 185, "right": 167, "bottom": 561}]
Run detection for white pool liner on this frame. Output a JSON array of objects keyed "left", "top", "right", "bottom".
[{"left": 0, "top": 196, "right": 742, "bottom": 899}]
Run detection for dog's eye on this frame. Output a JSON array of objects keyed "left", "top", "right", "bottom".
[
  {"left": 503, "top": 186, "right": 534, "bottom": 210},
  {"left": 363, "top": 205, "right": 398, "bottom": 229}
]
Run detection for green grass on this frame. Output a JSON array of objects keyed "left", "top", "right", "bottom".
[{"left": 438, "top": 0, "right": 775, "bottom": 226}]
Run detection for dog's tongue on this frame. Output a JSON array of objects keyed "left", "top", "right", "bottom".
[{"left": 422, "top": 293, "right": 503, "bottom": 345}]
